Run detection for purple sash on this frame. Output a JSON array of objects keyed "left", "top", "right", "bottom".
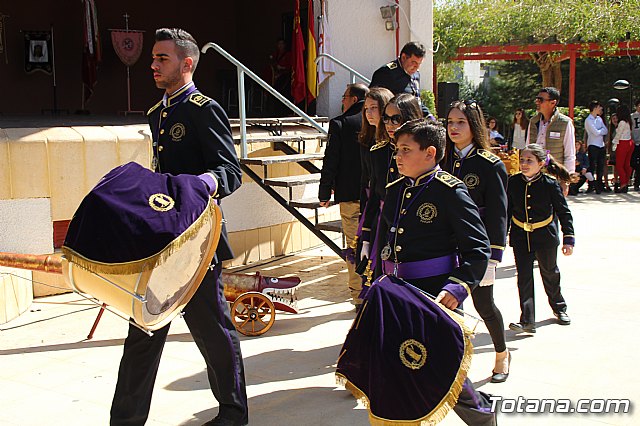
[{"left": 382, "top": 254, "right": 459, "bottom": 280}]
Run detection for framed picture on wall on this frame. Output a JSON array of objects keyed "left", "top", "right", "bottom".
[{"left": 24, "top": 30, "right": 53, "bottom": 73}]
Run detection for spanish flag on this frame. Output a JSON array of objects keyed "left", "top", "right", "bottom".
[{"left": 306, "top": 0, "right": 317, "bottom": 104}]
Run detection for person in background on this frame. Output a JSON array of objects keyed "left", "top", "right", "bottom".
[
  {"left": 443, "top": 100, "right": 510, "bottom": 383},
  {"left": 487, "top": 117, "right": 504, "bottom": 147},
  {"left": 508, "top": 144, "right": 574, "bottom": 334},
  {"left": 369, "top": 41, "right": 434, "bottom": 118},
  {"left": 511, "top": 108, "right": 529, "bottom": 150},
  {"left": 268, "top": 38, "right": 292, "bottom": 116},
  {"left": 358, "top": 87, "right": 394, "bottom": 213},
  {"left": 318, "top": 83, "right": 369, "bottom": 310},
  {"left": 526, "top": 87, "right": 576, "bottom": 195},
  {"left": 583, "top": 100, "right": 608, "bottom": 194},
  {"left": 629, "top": 100, "right": 640, "bottom": 190},
  {"left": 612, "top": 104, "right": 634, "bottom": 193},
  {"left": 360, "top": 94, "right": 422, "bottom": 287},
  {"left": 606, "top": 113, "right": 618, "bottom": 191},
  {"left": 568, "top": 140, "right": 590, "bottom": 195}
]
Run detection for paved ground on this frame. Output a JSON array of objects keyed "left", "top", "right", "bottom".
[{"left": 1, "top": 190, "right": 639, "bottom": 425}]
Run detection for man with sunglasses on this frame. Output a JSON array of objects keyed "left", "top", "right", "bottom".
[
  {"left": 369, "top": 42, "right": 434, "bottom": 119},
  {"left": 526, "top": 87, "right": 576, "bottom": 195}
]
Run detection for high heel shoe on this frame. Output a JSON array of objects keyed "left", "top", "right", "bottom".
[{"left": 491, "top": 350, "right": 511, "bottom": 383}]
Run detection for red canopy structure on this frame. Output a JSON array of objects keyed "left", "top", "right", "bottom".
[{"left": 450, "top": 41, "right": 640, "bottom": 119}]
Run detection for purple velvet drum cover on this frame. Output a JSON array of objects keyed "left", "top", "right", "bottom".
[{"left": 336, "top": 274, "right": 473, "bottom": 425}]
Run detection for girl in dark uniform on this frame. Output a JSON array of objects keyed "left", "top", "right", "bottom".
[
  {"left": 508, "top": 144, "right": 575, "bottom": 334},
  {"left": 359, "top": 93, "right": 422, "bottom": 287},
  {"left": 443, "top": 100, "right": 510, "bottom": 383}
]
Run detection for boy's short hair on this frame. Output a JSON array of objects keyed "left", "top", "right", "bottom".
[
  {"left": 394, "top": 119, "right": 446, "bottom": 162},
  {"left": 588, "top": 100, "right": 601, "bottom": 112}
]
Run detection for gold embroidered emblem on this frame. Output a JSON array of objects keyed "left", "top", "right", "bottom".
[
  {"left": 478, "top": 149, "right": 500, "bottom": 163},
  {"left": 435, "top": 171, "right": 462, "bottom": 187},
  {"left": 417, "top": 202, "right": 437, "bottom": 223},
  {"left": 386, "top": 61, "right": 398, "bottom": 70},
  {"left": 463, "top": 173, "right": 480, "bottom": 189},
  {"left": 149, "top": 193, "right": 175, "bottom": 212},
  {"left": 399, "top": 339, "right": 427, "bottom": 370},
  {"left": 189, "top": 93, "right": 212, "bottom": 106},
  {"left": 169, "top": 123, "right": 186, "bottom": 141}
]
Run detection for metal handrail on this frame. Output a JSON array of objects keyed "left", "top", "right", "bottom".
[
  {"left": 202, "top": 42, "right": 327, "bottom": 159},
  {"left": 314, "top": 53, "right": 371, "bottom": 85}
]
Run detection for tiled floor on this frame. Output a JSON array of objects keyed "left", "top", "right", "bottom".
[{"left": 1, "top": 190, "right": 639, "bottom": 425}]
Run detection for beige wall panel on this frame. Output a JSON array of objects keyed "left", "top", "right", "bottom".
[
  {"left": 72, "top": 126, "right": 119, "bottom": 191},
  {"left": 32, "top": 271, "right": 70, "bottom": 297},
  {"left": 282, "top": 222, "right": 294, "bottom": 254},
  {"left": 45, "top": 128, "right": 85, "bottom": 221},
  {"left": 105, "top": 125, "right": 152, "bottom": 168},
  {"left": 0, "top": 267, "right": 33, "bottom": 325},
  {"left": 290, "top": 221, "right": 302, "bottom": 253},
  {"left": 271, "top": 224, "right": 284, "bottom": 257},
  {"left": 227, "top": 231, "right": 246, "bottom": 267},
  {"left": 244, "top": 228, "right": 260, "bottom": 264},
  {"left": 300, "top": 225, "right": 311, "bottom": 250},
  {"left": 258, "top": 226, "right": 272, "bottom": 260},
  {"left": 0, "top": 130, "right": 11, "bottom": 199},
  {"left": 5, "top": 128, "right": 50, "bottom": 198}
]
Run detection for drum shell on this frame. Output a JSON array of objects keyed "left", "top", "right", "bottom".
[{"left": 62, "top": 203, "right": 222, "bottom": 331}]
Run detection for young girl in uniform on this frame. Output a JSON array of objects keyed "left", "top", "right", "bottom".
[
  {"left": 508, "top": 144, "right": 575, "bottom": 334},
  {"left": 443, "top": 100, "right": 510, "bottom": 383},
  {"left": 359, "top": 93, "right": 422, "bottom": 285}
]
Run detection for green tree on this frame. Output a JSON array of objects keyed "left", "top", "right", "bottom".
[{"left": 434, "top": 0, "right": 640, "bottom": 93}]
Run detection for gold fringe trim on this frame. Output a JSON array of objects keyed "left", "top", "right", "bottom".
[
  {"left": 335, "top": 302, "right": 474, "bottom": 426},
  {"left": 61, "top": 198, "right": 219, "bottom": 275}
]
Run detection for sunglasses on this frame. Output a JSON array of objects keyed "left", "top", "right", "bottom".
[{"left": 382, "top": 114, "right": 404, "bottom": 125}]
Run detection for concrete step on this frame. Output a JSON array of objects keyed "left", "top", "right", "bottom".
[
  {"left": 229, "top": 116, "right": 329, "bottom": 126},
  {"left": 232, "top": 134, "right": 328, "bottom": 144},
  {"left": 315, "top": 220, "right": 342, "bottom": 233},
  {"left": 263, "top": 173, "right": 321, "bottom": 187},
  {"left": 240, "top": 153, "right": 324, "bottom": 166},
  {"left": 289, "top": 197, "right": 334, "bottom": 209}
]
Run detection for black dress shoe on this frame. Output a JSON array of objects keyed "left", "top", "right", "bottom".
[
  {"left": 554, "top": 311, "right": 571, "bottom": 325},
  {"left": 203, "top": 417, "right": 248, "bottom": 426},
  {"left": 491, "top": 352, "right": 511, "bottom": 383},
  {"left": 509, "top": 322, "right": 536, "bottom": 333},
  {"left": 603, "top": 186, "right": 612, "bottom": 192}
]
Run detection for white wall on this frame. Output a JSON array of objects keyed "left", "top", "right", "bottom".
[
  {"left": 316, "top": 0, "right": 434, "bottom": 119},
  {"left": 0, "top": 198, "right": 53, "bottom": 254}
]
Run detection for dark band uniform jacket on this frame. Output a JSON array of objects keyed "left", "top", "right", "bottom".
[
  {"left": 444, "top": 148, "right": 508, "bottom": 262},
  {"left": 507, "top": 172, "right": 575, "bottom": 251},
  {"left": 370, "top": 58, "right": 430, "bottom": 116},
  {"left": 148, "top": 82, "right": 242, "bottom": 261},
  {"left": 318, "top": 100, "right": 364, "bottom": 203},
  {"left": 377, "top": 168, "right": 490, "bottom": 304},
  {"left": 361, "top": 139, "right": 398, "bottom": 243}
]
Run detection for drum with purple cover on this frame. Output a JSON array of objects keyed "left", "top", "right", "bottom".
[{"left": 61, "top": 162, "right": 222, "bottom": 332}]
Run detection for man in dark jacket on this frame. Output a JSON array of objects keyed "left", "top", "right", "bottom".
[
  {"left": 111, "top": 28, "right": 248, "bottom": 426},
  {"left": 319, "top": 83, "right": 369, "bottom": 308},
  {"left": 369, "top": 41, "right": 433, "bottom": 118}
]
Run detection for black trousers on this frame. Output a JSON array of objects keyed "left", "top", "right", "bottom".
[
  {"left": 587, "top": 145, "right": 606, "bottom": 187},
  {"left": 513, "top": 245, "right": 567, "bottom": 324},
  {"left": 471, "top": 285, "right": 506, "bottom": 353},
  {"left": 454, "top": 380, "right": 497, "bottom": 426},
  {"left": 110, "top": 263, "right": 248, "bottom": 426}
]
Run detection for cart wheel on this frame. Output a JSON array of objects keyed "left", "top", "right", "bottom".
[{"left": 231, "top": 292, "right": 276, "bottom": 336}]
